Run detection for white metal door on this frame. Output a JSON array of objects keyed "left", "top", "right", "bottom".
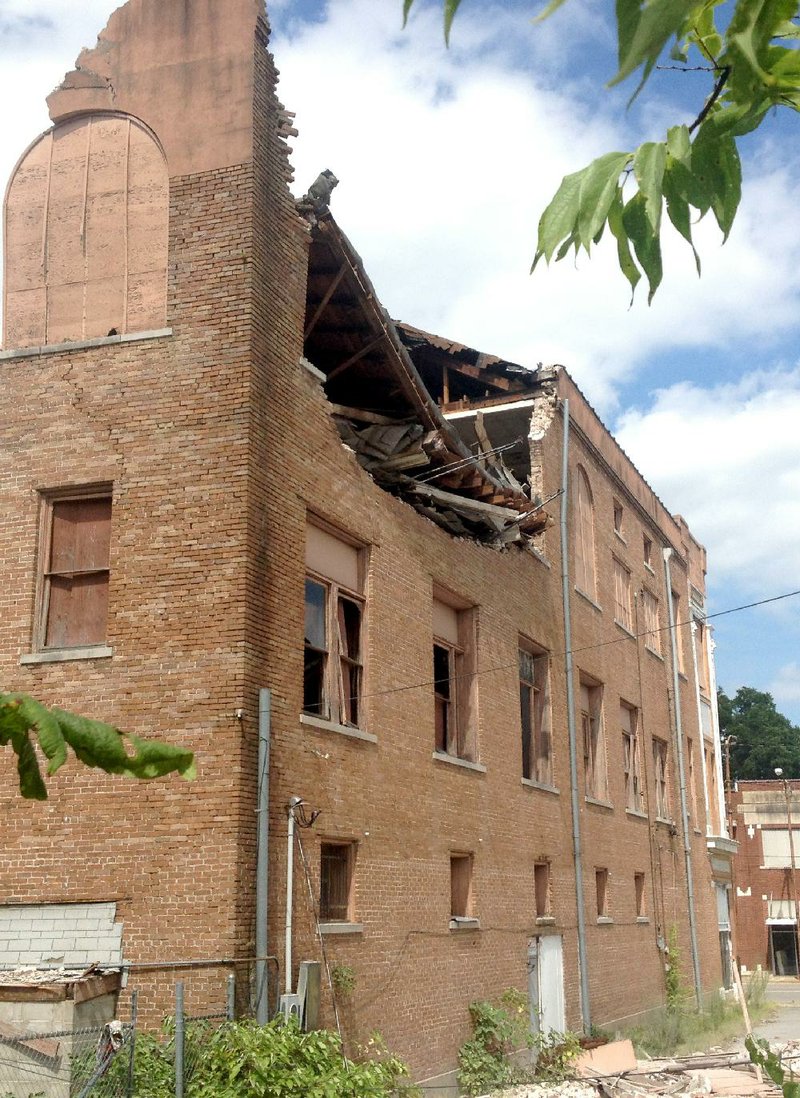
[{"left": 527, "top": 935, "right": 565, "bottom": 1034}]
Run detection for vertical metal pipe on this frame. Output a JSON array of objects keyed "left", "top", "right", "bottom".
[
  {"left": 663, "top": 549, "right": 703, "bottom": 1010},
  {"left": 226, "top": 972, "right": 236, "bottom": 1021},
  {"left": 285, "top": 797, "right": 299, "bottom": 995},
  {"left": 559, "top": 399, "right": 591, "bottom": 1033},
  {"left": 255, "top": 689, "right": 271, "bottom": 1024},
  {"left": 175, "top": 981, "right": 185, "bottom": 1098}
]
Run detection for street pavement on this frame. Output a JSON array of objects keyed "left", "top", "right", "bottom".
[{"left": 752, "top": 977, "right": 800, "bottom": 1044}]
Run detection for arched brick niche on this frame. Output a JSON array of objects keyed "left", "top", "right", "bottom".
[{"left": 3, "top": 112, "right": 168, "bottom": 349}]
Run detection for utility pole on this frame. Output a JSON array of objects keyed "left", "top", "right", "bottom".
[{"left": 774, "top": 768, "right": 800, "bottom": 980}]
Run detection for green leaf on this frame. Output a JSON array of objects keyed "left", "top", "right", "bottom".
[
  {"left": 663, "top": 163, "right": 701, "bottom": 274},
  {"left": 666, "top": 124, "right": 691, "bottom": 164},
  {"left": 443, "top": 0, "right": 464, "bottom": 43},
  {"left": 611, "top": 0, "right": 697, "bottom": 86},
  {"left": 16, "top": 732, "right": 47, "bottom": 801},
  {"left": 607, "top": 189, "right": 642, "bottom": 300},
  {"left": 401, "top": 0, "right": 415, "bottom": 27},
  {"left": 576, "top": 151, "right": 632, "bottom": 248},
  {"left": 692, "top": 125, "right": 741, "bottom": 239},
  {"left": 622, "top": 192, "right": 663, "bottom": 303},
  {"left": 633, "top": 141, "right": 667, "bottom": 232},
  {"left": 14, "top": 695, "right": 68, "bottom": 774},
  {"left": 535, "top": 0, "right": 572, "bottom": 23},
  {"left": 616, "top": 0, "right": 643, "bottom": 70},
  {"left": 534, "top": 168, "right": 584, "bottom": 266},
  {"left": 120, "top": 734, "right": 197, "bottom": 781}
]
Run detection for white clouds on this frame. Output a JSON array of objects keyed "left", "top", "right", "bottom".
[
  {"left": 770, "top": 663, "right": 800, "bottom": 709},
  {"left": 616, "top": 366, "right": 800, "bottom": 590}
]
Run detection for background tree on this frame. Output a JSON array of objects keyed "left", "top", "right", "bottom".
[
  {"left": 718, "top": 685, "right": 800, "bottom": 779},
  {"left": 404, "top": 0, "right": 800, "bottom": 301},
  {"left": 1, "top": 690, "right": 195, "bottom": 800}
]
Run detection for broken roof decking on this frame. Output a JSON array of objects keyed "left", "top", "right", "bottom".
[{"left": 302, "top": 210, "right": 549, "bottom": 543}]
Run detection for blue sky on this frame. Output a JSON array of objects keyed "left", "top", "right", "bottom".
[{"left": 2, "top": 0, "right": 800, "bottom": 721}]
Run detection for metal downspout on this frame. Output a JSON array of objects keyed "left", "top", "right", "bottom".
[
  {"left": 255, "top": 689, "right": 271, "bottom": 1024},
  {"left": 662, "top": 550, "right": 703, "bottom": 1010},
  {"left": 560, "top": 399, "right": 591, "bottom": 1033}
]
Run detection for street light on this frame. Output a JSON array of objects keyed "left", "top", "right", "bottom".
[{"left": 774, "top": 767, "right": 800, "bottom": 980}]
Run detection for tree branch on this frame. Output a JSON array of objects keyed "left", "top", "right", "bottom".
[{"left": 689, "top": 65, "right": 731, "bottom": 132}]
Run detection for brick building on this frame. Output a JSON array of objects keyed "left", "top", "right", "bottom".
[
  {"left": 0, "top": 0, "right": 734, "bottom": 1084},
  {"left": 731, "top": 781, "right": 800, "bottom": 977}
]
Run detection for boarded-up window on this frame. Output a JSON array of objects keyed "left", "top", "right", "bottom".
[
  {"left": 761, "top": 830, "right": 800, "bottom": 869},
  {"left": 450, "top": 854, "right": 473, "bottom": 918},
  {"left": 595, "top": 868, "right": 609, "bottom": 918},
  {"left": 433, "top": 598, "right": 477, "bottom": 762},
  {"left": 643, "top": 589, "right": 661, "bottom": 655},
  {"left": 4, "top": 113, "right": 168, "bottom": 349},
  {"left": 671, "top": 591, "right": 685, "bottom": 673},
  {"left": 581, "top": 679, "right": 606, "bottom": 800},
  {"left": 621, "top": 702, "right": 642, "bottom": 812},
  {"left": 635, "top": 872, "right": 646, "bottom": 918},
  {"left": 304, "top": 523, "right": 364, "bottom": 727},
  {"left": 574, "top": 467, "right": 596, "bottom": 597},
  {"left": 613, "top": 559, "right": 632, "bottom": 631},
  {"left": 687, "top": 737, "right": 698, "bottom": 822},
  {"left": 39, "top": 493, "right": 112, "bottom": 649},
  {"left": 653, "top": 737, "right": 670, "bottom": 819},
  {"left": 695, "top": 619, "right": 710, "bottom": 695},
  {"left": 320, "top": 842, "right": 355, "bottom": 922},
  {"left": 520, "top": 643, "right": 552, "bottom": 785}
]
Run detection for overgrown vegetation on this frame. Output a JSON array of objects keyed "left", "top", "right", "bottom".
[
  {"left": 629, "top": 971, "right": 770, "bottom": 1058},
  {"left": 457, "top": 989, "right": 580, "bottom": 1097},
  {"left": 87, "top": 1017, "right": 415, "bottom": 1098},
  {"left": 747, "top": 1033, "right": 800, "bottom": 1098}
]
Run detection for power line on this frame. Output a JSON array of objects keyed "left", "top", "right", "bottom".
[{"left": 345, "top": 586, "right": 800, "bottom": 705}]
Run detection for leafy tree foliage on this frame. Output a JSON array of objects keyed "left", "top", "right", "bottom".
[
  {"left": 718, "top": 685, "right": 800, "bottom": 779},
  {"left": 404, "top": 0, "right": 800, "bottom": 301},
  {"left": 0, "top": 690, "right": 195, "bottom": 800}
]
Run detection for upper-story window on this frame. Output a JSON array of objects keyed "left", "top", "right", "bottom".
[
  {"left": 574, "top": 466, "right": 596, "bottom": 598},
  {"left": 433, "top": 596, "right": 477, "bottom": 762},
  {"left": 3, "top": 113, "right": 168, "bottom": 349},
  {"left": 580, "top": 677, "right": 607, "bottom": 801},
  {"left": 621, "top": 702, "right": 642, "bottom": 812},
  {"left": 36, "top": 489, "right": 112, "bottom": 651},
  {"left": 613, "top": 500, "right": 624, "bottom": 537},
  {"left": 613, "top": 558, "right": 632, "bottom": 632},
  {"left": 304, "top": 523, "right": 365, "bottom": 728},
  {"left": 519, "top": 641, "right": 552, "bottom": 785},
  {"left": 643, "top": 535, "right": 653, "bottom": 569},
  {"left": 642, "top": 589, "right": 662, "bottom": 656}
]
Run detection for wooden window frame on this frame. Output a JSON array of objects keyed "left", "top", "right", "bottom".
[
  {"left": 319, "top": 840, "right": 356, "bottom": 923},
  {"left": 595, "top": 868, "right": 609, "bottom": 919},
  {"left": 581, "top": 679, "right": 607, "bottom": 800},
  {"left": 653, "top": 737, "right": 670, "bottom": 820},
  {"left": 643, "top": 535, "right": 653, "bottom": 569},
  {"left": 574, "top": 466, "right": 596, "bottom": 598},
  {"left": 643, "top": 589, "right": 662, "bottom": 655},
  {"left": 450, "top": 853, "right": 474, "bottom": 919},
  {"left": 519, "top": 642, "right": 552, "bottom": 785},
  {"left": 634, "top": 872, "right": 646, "bottom": 919},
  {"left": 671, "top": 590, "right": 685, "bottom": 674},
  {"left": 303, "top": 571, "right": 365, "bottom": 728},
  {"left": 621, "top": 702, "right": 642, "bottom": 812},
  {"left": 433, "top": 599, "right": 477, "bottom": 763},
  {"left": 613, "top": 558, "right": 632, "bottom": 632},
  {"left": 534, "top": 861, "right": 551, "bottom": 919},
  {"left": 34, "top": 485, "right": 113, "bottom": 652},
  {"left": 613, "top": 500, "right": 624, "bottom": 536}
]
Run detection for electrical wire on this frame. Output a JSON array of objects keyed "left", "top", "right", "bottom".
[{"left": 342, "top": 586, "right": 800, "bottom": 707}]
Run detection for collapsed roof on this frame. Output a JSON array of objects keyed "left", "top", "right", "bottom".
[{"left": 299, "top": 197, "right": 551, "bottom": 546}]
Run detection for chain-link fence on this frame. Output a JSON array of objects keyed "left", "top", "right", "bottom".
[
  {"left": 0, "top": 970, "right": 241, "bottom": 1098},
  {"left": 0, "top": 1019, "right": 134, "bottom": 1098}
]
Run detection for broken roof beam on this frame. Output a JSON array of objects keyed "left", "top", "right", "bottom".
[{"left": 304, "top": 261, "right": 348, "bottom": 339}]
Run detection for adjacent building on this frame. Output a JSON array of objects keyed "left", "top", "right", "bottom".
[{"left": 0, "top": 0, "right": 735, "bottom": 1085}]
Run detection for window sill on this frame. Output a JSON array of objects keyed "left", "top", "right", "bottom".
[
  {"left": 585, "top": 796, "right": 613, "bottom": 811},
  {"left": 432, "top": 752, "right": 486, "bottom": 774},
  {"left": 319, "top": 922, "right": 363, "bottom": 936},
  {"left": 526, "top": 545, "right": 551, "bottom": 569},
  {"left": 300, "top": 714, "right": 377, "bottom": 744},
  {"left": 535, "top": 915, "right": 556, "bottom": 927},
  {"left": 656, "top": 816, "right": 676, "bottom": 829},
  {"left": 574, "top": 587, "right": 602, "bottom": 613},
  {"left": 644, "top": 562, "right": 655, "bottom": 575},
  {"left": 20, "top": 645, "right": 113, "bottom": 665},
  {"left": 596, "top": 916, "right": 614, "bottom": 925},
  {"left": 636, "top": 917, "right": 650, "bottom": 925},
  {"left": 626, "top": 808, "right": 648, "bottom": 820},
  {"left": 0, "top": 328, "right": 172, "bottom": 361},
  {"left": 614, "top": 531, "right": 627, "bottom": 545},
  {"left": 522, "top": 778, "right": 559, "bottom": 795},
  {"left": 645, "top": 646, "right": 664, "bottom": 662},
  {"left": 449, "top": 917, "right": 480, "bottom": 931},
  {"left": 614, "top": 620, "right": 635, "bottom": 638}
]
